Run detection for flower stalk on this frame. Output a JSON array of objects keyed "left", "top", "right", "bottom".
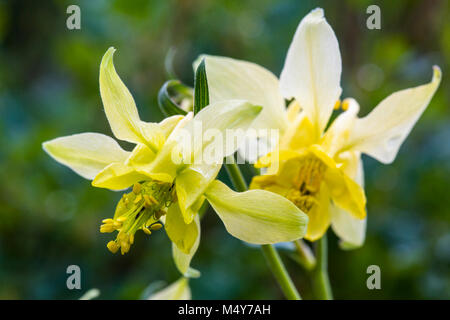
[
  {"left": 311, "top": 233, "right": 333, "bottom": 300},
  {"left": 293, "top": 239, "right": 316, "bottom": 271},
  {"left": 224, "top": 156, "right": 301, "bottom": 300}
]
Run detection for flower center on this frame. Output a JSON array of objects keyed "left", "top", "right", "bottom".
[
  {"left": 286, "top": 156, "right": 326, "bottom": 213},
  {"left": 100, "top": 181, "right": 176, "bottom": 255}
]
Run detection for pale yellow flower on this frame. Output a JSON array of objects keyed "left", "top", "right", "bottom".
[
  {"left": 43, "top": 47, "right": 309, "bottom": 275},
  {"left": 196, "top": 8, "right": 441, "bottom": 248}
]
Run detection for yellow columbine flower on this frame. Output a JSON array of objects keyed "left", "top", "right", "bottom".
[
  {"left": 195, "top": 8, "right": 441, "bottom": 248},
  {"left": 43, "top": 47, "right": 309, "bottom": 275}
]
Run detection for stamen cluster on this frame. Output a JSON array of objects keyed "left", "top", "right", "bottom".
[{"left": 100, "top": 181, "right": 176, "bottom": 254}]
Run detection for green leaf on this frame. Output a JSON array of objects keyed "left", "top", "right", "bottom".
[
  {"left": 158, "top": 80, "right": 190, "bottom": 117},
  {"left": 193, "top": 59, "right": 209, "bottom": 114}
]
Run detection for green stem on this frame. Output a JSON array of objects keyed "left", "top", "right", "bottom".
[
  {"left": 261, "top": 244, "right": 301, "bottom": 300},
  {"left": 293, "top": 239, "right": 316, "bottom": 271},
  {"left": 312, "top": 233, "right": 333, "bottom": 300},
  {"left": 224, "top": 156, "right": 301, "bottom": 300},
  {"left": 224, "top": 156, "right": 248, "bottom": 192}
]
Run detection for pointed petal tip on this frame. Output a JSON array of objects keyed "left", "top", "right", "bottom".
[
  {"left": 101, "top": 47, "right": 117, "bottom": 66},
  {"left": 306, "top": 7, "right": 324, "bottom": 21},
  {"left": 432, "top": 65, "right": 442, "bottom": 82},
  {"left": 42, "top": 140, "right": 49, "bottom": 151}
]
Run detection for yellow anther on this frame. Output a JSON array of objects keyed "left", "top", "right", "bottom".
[
  {"left": 150, "top": 223, "right": 163, "bottom": 231},
  {"left": 101, "top": 180, "right": 177, "bottom": 255},
  {"left": 120, "top": 242, "right": 130, "bottom": 255},
  {"left": 113, "top": 221, "right": 122, "bottom": 228},
  {"left": 341, "top": 99, "right": 350, "bottom": 111},
  {"left": 132, "top": 183, "right": 142, "bottom": 194},
  {"left": 134, "top": 194, "right": 142, "bottom": 204},
  {"left": 333, "top": 99, "right": 341, "bottom": 110},
  {"left": 117, "top": 216, "right": 127, "bottom": 222},
  {"left": 100, "top": 224, "right": 115, "bottom": 233},
  {"left": 107, "top": 241, "right": 119, "bottom": 254}
]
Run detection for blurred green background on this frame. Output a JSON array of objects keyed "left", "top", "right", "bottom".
[{"left": 0, "top": 0, "right": 449, "bottom": 299}]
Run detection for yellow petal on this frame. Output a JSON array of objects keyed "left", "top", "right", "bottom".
[
  {"left": 204, "top": 180, "right": 308, "bottom": 244},
  {"left": 100, "top": 47, "right": 164, "bottom": 151},
  {"left": 280, "top": 114, "right": 317, "bottom": 151},
  {"left": 179, "top": 100, "right": 262, "bottom": 165},
  {"left": 279, "top": 8, "right": 342, "bottom": 135},
  {"left": 304, "top": 183, "right": 331, "bottom": 241},
  {"left": 176, "top": 164, "right": 221, "bottom": 224},
  {"left": 324, "top": 163, "right": 366, "bottom": 220},
  {"left": 91, "top": 142, "right": 174, "bottom": 190},
  {"left": 194, "top": 55, "right": 288, "bottom": 132},
  {"left": 91, "top": 162, "right": 150, "bottom": 190},
  {"left": 346, "top": 66, "right": 441, "bottom": 164},
  {"left": 43, "top": 133, "right": 130, "bottom": 180},
  {"left": 331, "top": 156, "right": 366, "bottom": 249},
  {"left": 147, "top": 278, "right": 191, "bottom": 300},
  {"left": 165, "top": 203, "right": 199, "bottom": 255},
  {"left": 125, "top": 144, "right": 156, "bottom": 166},
  {"left": 172, "top": 215, "right": 201, "bottom": 277}
]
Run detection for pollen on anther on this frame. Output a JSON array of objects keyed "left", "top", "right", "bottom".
[
  {"left": 117, "top": 216, "right": 127, "bottom": 222},
  {"left": 333, "top": 99, "right": 341, "bottom": 110},
  {"left": 107, "top": 241, "right": 119, "bottom": 254},
  {"left": 150, "top": 223, "right": 163, "bottom": 231},
  {"left": 342, "top": 99, "right": 350, "bottom": 111}
]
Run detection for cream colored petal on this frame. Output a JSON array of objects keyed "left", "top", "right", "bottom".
[
  {"left": 158, "top": 115, "right": 184, "bottom": 139},
  {"left": 331, "top": 156, "right": 366, "bottom": 249},
  {"left": 194, "top": 55, "right": 288, "bottom": 132},
  {"left": 204, "top": 180, "right": 308, "bottom": 244},
  {"left": 43, "top": 133, "right": 130, "bottom": 180},
  {"left": 148, "top": 278, "right": 191, "bottom": 300},
  {"left": 172, "top": 215, "right": 201, "bottom": 278},
  {"left": 346, "top": 66, "right": 441, "bottom": 164},
  {"left": 178, "top": 100, "right": 262, "bottom": 165},
  {"left": 331, "top": 204, "right": 366, "bottom": 250},
  {"left": 165, "top": 203, "right": 199, "bottom": 255},
  {"left": 100, "top": 47, "right": 165, "bottom": 151},
  {"left": 279, "top": 8, "right": 342, "bottom": 135},
  {"left": 321, "top": 98, "right": 360, "bottom": 157},
  {"left": 176, "top": 164, "right": 221, "bottom": 224}
]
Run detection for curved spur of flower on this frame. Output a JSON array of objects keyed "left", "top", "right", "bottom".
[
  {"left": 43, "top": 47, "right": 309, "bottom": 276},
  {"left": 198, "top": 8, "right": 442, "bottom": 249}
]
